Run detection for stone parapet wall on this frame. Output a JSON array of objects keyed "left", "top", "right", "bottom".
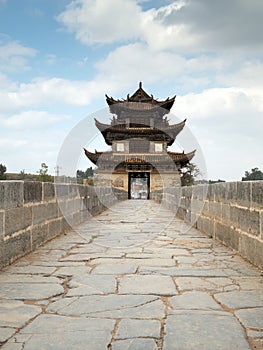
[
  {"left": 0, "top": 181, "right": 124, "bottom": 268},
  {"left": 152, "top": 181, "right": 263, "bottom": 269}
]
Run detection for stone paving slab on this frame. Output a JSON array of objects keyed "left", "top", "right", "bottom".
[
  {"left": 169, "top": 291, "right": 222, "bottom": 310},
  {"left": 214, "top": 290, "right": 263, "bottom": 309},
  {"left": 47, "top": 295, "right": 165, "bottom": 319},
  {"left": 164, "top": 310, "right": 251, "bottom": 350},
  {"left": 16, "top": 314, "right": 114, "bottom": 350},
  {"left": 111, "top": 338, "right": 158, "bottom": 350},
  {"left": 0, "top": 200, "right": 263, "bottom": 349},
  {"left": 118, "top": 275, "right": 177, "bottom": 295},
  {"left": 0, "top": 300, "right": 42, "bottom": 327},
  {"left": 0, "top": 283, "right": 64, "bottom": 300},
  {"left": 67, "top": 274, "right": 116, "bottom": 296},
  {"left": 235, "top": 308, "right": 263, "bottom": 329},
  {"left": 115, "top": 319, "right": 160, "bottom": 339}
]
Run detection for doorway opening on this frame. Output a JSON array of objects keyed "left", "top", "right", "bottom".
[{"left": 128, "top": 172, "right": 150, "bottom": 200}]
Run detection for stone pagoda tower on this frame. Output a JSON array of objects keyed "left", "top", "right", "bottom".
[{"left": 84, "top": 82, "right": 195, "bottom": 199}]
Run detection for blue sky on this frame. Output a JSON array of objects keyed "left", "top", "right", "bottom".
[{"left": 0, "top": 0, "right": 263, "bottom": 180}]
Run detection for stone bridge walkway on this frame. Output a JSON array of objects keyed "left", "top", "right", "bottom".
[{"left": 0, "top": 200, "right": 263, "bottom": 350}]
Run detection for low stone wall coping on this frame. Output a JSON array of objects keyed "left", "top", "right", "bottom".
[
  {"left": 0, "top": 181, "right": 126, "bottom": 268},
  {"left": 152, "top": 181, "right": 263, "bottom": 269}
]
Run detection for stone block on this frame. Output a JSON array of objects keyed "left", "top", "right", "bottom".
[
  {"left": 184, "top": 198, "right": 191, "bottom": 212},
  {"left": 0, "top": 181, "right": 23, "bottom": 209},
  {"left": 230, "top": 206, "right": 239, "bottom": 227},
  {"left": 78, "top": 184, "right": 88, "bottom": 198},
  {"left": 0, "top": 211, "right": 3, "bottom": 237},
  {"left": 74, "top": 198, "right": 82, "bottom": 213},
  {"left": 5, "top": 207, "right": 32, "bottom": 237},
  {"left": 177, "top": 207, "right": 186, "bottom": 220},
  {"left": 80, "top": 209, "right": 91, "bottom": 222},
  {"left": 32, "top": 202, "right": 58, "bottom": 225},
  {"left": 202, "top": 200, "right": 210, "bottom": 216},
  {"left": 43, "top": 182, "right": 55, "bottom": 201},
  {"left": 67, "top": 199, "right": 76, "bottom": 215},
  {"left": 225, "top": 182, "right": 237, "bottom": 204},
  {"left": 213, "top": 183, "right": 228, "bottom": 202},
  {"left": 46, "top": 202, "right": 59, "bottom": 221},
  {"left": 57, "top": 200, "right": 67, "bottom": 217},
  {"left": 68, "top": 184, "right": 79, "bottom": 198},
  {"left": 208, "top": 201, "right": 221, "bottom": 220},
  {"left": 86, "top": 197, "right": 93, "bottom": 211},
  {"left": 221, "top": 203, "right": 231, "bottom": 224},
  {"left": 185, "top": 209, "right": 191, "bottom": 223},
  {"left": 23, "top": 181, "right": 42, "bottom": 203},
  {"left": 206, "top": 184, "right": 214, "bottom": 201},
  {"left": 54, "top": 184, "right": 69, "bottom": 200},
  {"left": 236, "top": 181, "right": 251, "bottom": 208},
  {"left": 190, "top": 212, "right": 198, "bottom": 228},
  {"left": 61, "top": 217, "right": 71, "bottom": 233},
  {"left": 251, "top": 181, "right": 263, "bottom": 209},
  {"left": 192, "top": 185, "right": 207, "bottom": 201},
  {"left": 240, "top": 234, "right": 263, "bottom": 269},
  {"left": 48, "top": 219, "right": 61, "bottom": 239},
  {"left": 180, "top": 197, "right": 186, "bottom": 209},
  {"left": 73, "top": 212, "right": 81, "bottom": 226},
  {"left": 191, "top": 199, "right": 205, "bottom": 218},
  {"left": 87, "top": 186, "right": 95, "bottom": 198},
  {"left": 31, "top": 223, "right": 49, "bottom": 250},
  {"left": 170, "top": 203, "right": 179, "bottom": 214},
  {"left": 0, "top": 230, "right": 31, "bottom": 268},
  {"left": 196, "top": 215, "right": 214, "bottom": 237},
  {"left": 32, "top": 204, "right": 46, "bottom": 225},
  {"left": 81, "top": 198, "right": 89, "bottom": 212},
  {"left": 214, "top": 222, "right": 240, "bottom": 251},
  {"left": 184, "top": 186, "right": 192, "bottom": 199},
  {"left": 230, "top": 206, "right": 260, "bottom": 236}
]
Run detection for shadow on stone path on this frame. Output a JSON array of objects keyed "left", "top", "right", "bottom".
[{"left": 0, "top": 200, "right": 263, "bottom": 349}]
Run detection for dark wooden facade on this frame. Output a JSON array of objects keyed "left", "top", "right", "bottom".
[{"left": 84, "top": 83, "right": 195, "bottom": 198}]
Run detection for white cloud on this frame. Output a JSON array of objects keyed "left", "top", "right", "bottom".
[
  {"left": 0, "top": 78, "right": 104, "bottom": 112},
  {"left": 173, "top": 87, "right": 263, "bottom": 180},
  {"left": 95, "top": 42, "right": 230, "bottom": 91},
  {"left": 0, "top": 40, "right": 37, "bottom": 72},
  {"left": 0, "top": 138, "right": 27, "bottom": 147},
  {"left": 142, "top": 0, "right": 263, "bottom": 52},
  {"left": 175, "top": 87, "right": 263, "bottom": 120},
  {"left": 3, "top": 110, "right": 70, "bottom": 129},
  {"left": 57, "top": 0, "right": 263, "bottom": 53},
  {"left": 57, "top": 0, "right": 141, "bottom": 45}
]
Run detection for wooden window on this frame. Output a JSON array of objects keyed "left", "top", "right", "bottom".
[{"left": 129, "top": 140, "right": 149, "bottom": 153}]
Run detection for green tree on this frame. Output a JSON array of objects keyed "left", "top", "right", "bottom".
[
  {"left": 209, "top": 179, "right": 226, "bottom": 184},
  {"left": 242, "top": 167, "right": 263, "bottom": 181},
  {"left": 181, "top": 163, "right": 201, "bottom": 186},
  {"left": 76, "top": 170, "right": 85, "bottom": 179},
  {"left": 36, "top": 163, "right": 53, "bottom": 182},
  {"left": 0, "top": 163, "right": 7, "bottom": 180},
  {"left": 19, "top": 169, "right": 26, "bottom": 180},
  {"left": 76, "top": 167, "right": 94, "bottom": 179}
]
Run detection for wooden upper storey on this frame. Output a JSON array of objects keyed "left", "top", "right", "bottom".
[{"left": 106, "top": 82, "right": 176, "bottom": 119}]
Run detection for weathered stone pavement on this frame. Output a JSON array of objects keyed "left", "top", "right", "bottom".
[{"left": 0, "top": 200, "right": 263, "bottom": 349}]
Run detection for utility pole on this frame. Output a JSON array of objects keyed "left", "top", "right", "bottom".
[{"left": 54, "top": 165, "right": 62, "bottom": 177}]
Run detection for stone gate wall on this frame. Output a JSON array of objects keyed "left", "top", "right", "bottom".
[
  {"left": 0, "top": 181, "right": 124, "bottom": 268},
  {"left": 152, "top": 181, "right": 263, "bottom": 269}
]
